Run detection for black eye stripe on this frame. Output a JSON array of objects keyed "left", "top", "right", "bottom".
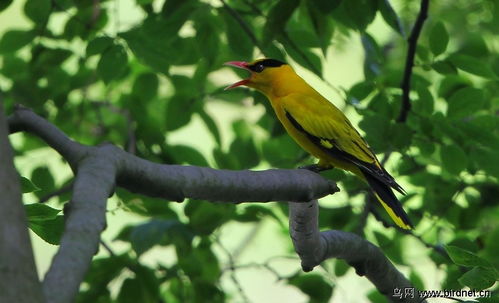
[{"left": 247, "top": 58, "right": 286, "bottom": 72}]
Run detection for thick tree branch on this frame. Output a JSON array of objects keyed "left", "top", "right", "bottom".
[
  {"left": 0, "top": 102, "right": 44, "bottom": 303},
  {"left": 42, "top": 151, "right": 116, "bottom": 303},
  {"left": 9, "top": 107, "right": 338, "bottom": 203},
  {"left": 7, "top": 106, "right": 339, "bottom": 303},
  {"left": 289, "top": 201, "right": 426, "bottom": 303},
  {"left": 397, "top": 0, "right": 429, "bottom": 123}
]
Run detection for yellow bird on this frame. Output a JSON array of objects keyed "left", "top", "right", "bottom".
[{"left": 225, "top": 58, "right": 413, "bottom": 230}]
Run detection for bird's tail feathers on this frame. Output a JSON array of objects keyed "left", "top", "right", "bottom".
[{"left": 361, "top": 169, "right": 413, "bottom": 230}]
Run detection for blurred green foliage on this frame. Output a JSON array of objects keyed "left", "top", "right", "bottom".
[{"left": 1, "top": 0, "right": 499, "bottom": 301}]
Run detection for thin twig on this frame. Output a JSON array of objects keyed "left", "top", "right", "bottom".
[
  {"left": 99, "top": 240, "right": 116, "bottom": 257},
  {"left": 38, "top": 182, "right": 74, "bottom": 203},
  {"left": 369, "top": 207, "right": 448, "bottom": 258},
  {"left": 91, "top": 101, "right": 136, "bottom": 154},
  {"left": 216, "top": 239, "right": 251, "bottom": 303},
  {"left": 220, "top": 0, "right": 266, "bottom": 56},
  {"left": 397, "top": 0, "right": 429, "bottom": 123}
]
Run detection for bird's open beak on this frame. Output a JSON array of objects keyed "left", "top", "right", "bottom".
[{"left": 224, "top": 61, "right": 251, "bottom": 90}]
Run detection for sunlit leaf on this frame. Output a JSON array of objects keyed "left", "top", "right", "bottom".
[
  {"left": 458, "top": 267, "right": 497, "bottom": 290},
  {"left": 377, "top": 0, "right": 404, "bottom": 35},
  {"left": 28, "top": 216, "right": 64, "bottom": 245},
  {"left": 445, "top": 245, "right": 494, "bottom": 268},
  {"left": 448, "top": 54, "right": 497, "bottom": 78},
  {"left": 20, "top": 176, "right": 40, "bottom": 193},
  {"left": 25, "top": 203, "right": 61, "bottom": 220}
]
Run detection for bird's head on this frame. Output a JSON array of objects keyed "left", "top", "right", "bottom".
[{"left": 224, "top": 58, "right": 290, "bottom": 95}]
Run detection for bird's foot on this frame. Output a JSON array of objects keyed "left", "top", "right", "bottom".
[{"left": 299, "top": 164, "right": 330, "bottom": 173}]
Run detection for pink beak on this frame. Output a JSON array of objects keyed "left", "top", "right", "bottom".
[{"left": 224, "top": 61, "right": 251, "bottom": 90}]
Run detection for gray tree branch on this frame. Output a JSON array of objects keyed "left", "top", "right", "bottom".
[
  {"left": 0, "top": 102, "right": 45, "bottom": 303},
  {"left": 7, "top": 106, "right": 338, "bottom": 303},
  {"left": 42, "top": 151, "right": 116, "bottom": 303},
  {"left": 289, "top": 201, "right": 426, "bottom": 303}
]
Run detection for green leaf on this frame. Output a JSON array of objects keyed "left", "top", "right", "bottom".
[
  {"left": 431, "top": 60, "right": 457, "bottom": 75},
  {"left": 0, "top": 30, "right": 35, "bottom": 54},
  {"left": 193, "top": 9, "right": 220, "bottom": 65},
  {"left": 308, "top": 0, "right": 342, "bottom": 14},
  {"left": 119, "top": 19, "right": 173, "bottom": 73},
  {"left": 448, "top": 54, "right": 497, "bottom": 78},
  {"left": 367, "top": 290, "right": 386, "bottom": 303},
  {"left": 445, "top": 245, "right": 493, "bottom": 268},
  {"left": 458, "top": 267, "right": 497, "bottom": 290},
  {"left": 305, "top": 1, "right": 334, "bottom": 56},
  {"left": 86, "top": 36, "right": 114, "bottom": 57},
  {"left": 221, "top": 10, "right": 253, "bottom": 58},
  {"left": 446, "top": 87, "right": 484, "bottom": 119},
  {"left": 20, "top": 176, "right": 40, "bottom": 193},
  {"left": 130, "top": 219, "right": 191, "bottom": 255},
  {"left": 0, "top": 0, "right": 13, "bottom": 12},
  {"left": 28, "top": 216, "right": 64, "bottom": 245},
  {"left": 132, "top": 72, "right": 158, "bottom": 101},
  {"left": 334, "top": 260, "right": 350, "bottom": 277},
  {"left": 361, "top": 33, "right": 382, "bottom": 77},
  {"left": 429, "top": 22, "right": 449, "bottom": 56},
  {"left": 377, "top": 0, "right": 404, "bottom": 35},
  {"left": 31, "top": 166, "right": 55, "bottom": 198},
  {"left": 77, "top": 255, "right": 128, "bottom": 303},
  {"left": 262, "top": 134, "right": 303, "bottom": 168},
  {"left": 177, "top": 239, "right": 221, "bottom": 282},
  {"left": 288, "top": 274, "right": 333, "bottom": 302},
  {"left": 373, "top": 231, "right": 404, "bottom": 264},
  {"left": 413, "top": 85, "right": 434, "bottom": 115},
  {"left": 409, "top": 271, "right": 425, "bottom": 290},
  {"left": 262, "top": 0, "right": 300, "bottom": 46},
  {"left": 32, "top": 47, "right": 73, "bottom": 73},
  {"left": 229, "top": 137, "right": 259, "bottom": 169},
  {"left": 117, "top": 268, "right": 159, "bottom": 303},
  {"left": 185, "top": 200, "right": 235, "bottom": 235},
  {"left": 390, "top": 123, "right": 412, "bottom": 149},
  {"left": 343, "top": 0, "right": 377, "bottom": 31},
  {"left": 24, "top": 0, "right": 51, "bottom": 24},
  {"left": 283, "top": 40, "right": 322, "bottom": 76},
  {"left": 25, "top": 203, "right": 61, "bottom": 220},
  {"left": 471, "top": 148, "right": 499, "bottom": 179},
  {"left": 440, "top": 145, "right": 468, "bottom": 175},
  {"left": 348, "top": 81, "right": 375, "bottom": 103},
  {"left": 165, "top": 96, "right": 193, "bottom": 131},
  {"left": 97, "top": 44, "right": 128, "bottom": 83},
  {"left": 198, "top": 110, "right": 221, "bottom": 147},
  {"left": 234, "top": 205, "right": 281, "bottom": 224},
  {"left": 169, "top": 145, "right": 209, "bottom": 167}
]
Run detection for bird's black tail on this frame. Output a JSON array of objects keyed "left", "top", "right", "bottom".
[{"left": 361, "top": 169, "right": 413, "bottom": 230}]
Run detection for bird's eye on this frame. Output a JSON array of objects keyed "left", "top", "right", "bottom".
[{"left": 254, "top": 63, "right": 264, "bottom": 73}]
